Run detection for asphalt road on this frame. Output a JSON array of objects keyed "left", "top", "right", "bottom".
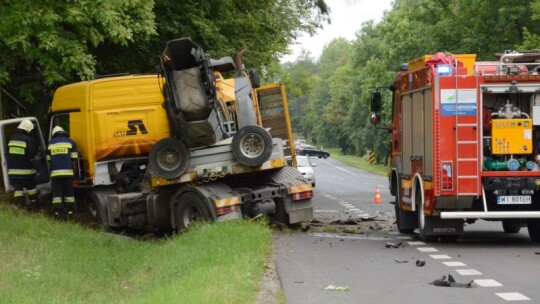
[{"left": 274, "top": 157, "right": 540, "bottom": 304}]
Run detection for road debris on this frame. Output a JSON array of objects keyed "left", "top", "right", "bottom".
[
  {"left": 416, "top": 260, "right": 426, "bottom": 267},
  {"left": 394, "top": 258, "right": 408, "bottom": 263},
  {"left": 430, "top": 275, "right": 473, "bottom": 288},
  {"left": 369, "top": 223, "right": 383, "bottom": 230},
  {"left": 385, "top": 241, "right": 403, "bottom": 248},
  {"left": 324, "top": 285, "right": 350, "bottom": 291}
]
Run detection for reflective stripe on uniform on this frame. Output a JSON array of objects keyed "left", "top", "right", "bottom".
[
  {"left": 70, "top": 152, "right": 78, "bottom": 159},
  {"left": 8, "top": 140, "right": 27, "bottom": 148},
  {"left": 64, "top": 197, "right": 75, "bottom": 203},
  {"left": 14, "top": 191, "right": 23, "bottom": 197},
  {"left": 51, "top": 169, "right": 74, "bottom": 177},
  {"left": 52, "top": 197, "right": 62, "bottom": 204},
  {"left": 27, "top": 188, "right": 37, "bottom": 195},
  {"left": 8, "top": 169, "right": 37, "bottom": 175}
]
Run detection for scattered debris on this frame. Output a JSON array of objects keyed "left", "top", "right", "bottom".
[
  {"left": 394, "top": 258, "right": 408, "bottom": 263},
  {"left": 430, "top": 275, "right": 473, "bottom": 288},
  {"left": 535, "top": 252, "right": 540, "bottom": 255},
  {"left": 309, "top": 220, "right": 324, "bottom": 227},
  {"left": 369, "top": 223, "right": 383, "bottom": 230},
  {"left": 324, "top": 285, "right": 350, "bottom": 291},
  {"left": 385, "top": 242, "right": 403, "bottom": 248},
  {"left": 416, "top": 260, "right": 426, "bottom": 267},
  {"left": 330, "top": 218, "right": 360, "bottom": 225}
]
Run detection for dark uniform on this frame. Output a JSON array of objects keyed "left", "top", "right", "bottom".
[
  {"left": 7, "top": 121, "right": 38, "bottom": 206},
  {"left": 47, "top": 127, "right": 78, "bottom": 220}
]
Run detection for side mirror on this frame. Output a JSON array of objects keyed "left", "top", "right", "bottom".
[{"left": 370, "top": 91, "right": 382, "bottom": 125}]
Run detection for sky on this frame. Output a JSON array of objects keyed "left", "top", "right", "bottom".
[{"left": 282, "top": 0, "right": 394, "bottom": 62}]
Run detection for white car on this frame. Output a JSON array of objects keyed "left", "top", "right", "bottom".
[{"left": 296, "top": 155, "right": 316, "bottom": 187}]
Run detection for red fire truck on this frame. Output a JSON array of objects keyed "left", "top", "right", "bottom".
[{"left": 371, "top": 51, "right": 540, "bottom": 242}]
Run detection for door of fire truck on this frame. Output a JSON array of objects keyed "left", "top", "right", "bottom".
[{"left": 0, "top": 117, "right": 51, "bottom": 196}]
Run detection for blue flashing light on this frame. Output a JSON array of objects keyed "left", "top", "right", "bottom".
[
  {"left": 437, "top": 65, "right": 451, "bottom": 76},
  {"left": 507, "top": 159, "right": 520, "bottom": 171}
]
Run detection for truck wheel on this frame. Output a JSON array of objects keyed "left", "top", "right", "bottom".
[
  {"left": 502, "top": 220, "right": 522, "bottom": 233},
  {"left": 175, "top": 192, "right": 213, "bottom": 230},
  {"left": 271, "top": 197, "right": 290, "bottom": 225},
  {"left": 416, "top": 185, "right": 437, "bottom": 242},
  {"left": 527, "top": 219, "right": 540, "bottom": 242},
  {"left": 87, "top": 188, "right": 116, "bottom": 227},
  {"left": 232, "top": 125, "right": 273, "bottom": 167},
  {"left": 149, "top": 138, "right": 190, "bottom": 179}
]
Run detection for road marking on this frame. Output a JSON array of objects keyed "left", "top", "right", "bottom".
[
  {"left": 349, "top": 208, "right": 361, "bottom": 212},
  {"left": 312, "top": 233, "right": 392, "bottom": 241},
  {"left": 407, "top": 241, "right": 426, "bottom": 246},
  {"left": 396, "top": 236, "right": 413, "bottom": 240},
  {"left": 429, "top": 254, "right": 451, "bottom": 259},
  {"left": 455, "top": 269, "right": 482, "bottom": 276},
  {"left": 443, "top": 261, "right": 466, "bottom": 267},
  {"left": 496, "top": 292, "right": 531, "bottom": 301},
  {"left": 314, "top": 210, "right": 340, "bottom": 213},
  {"left": 417, "top": 247, "right": 438, "bottom": 252},
  {"left": 474, "top": 279, "right": 502, "bottom": 287}
]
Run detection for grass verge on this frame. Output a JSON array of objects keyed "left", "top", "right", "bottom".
[
  {"left": 326, "top": 148, "right": 389, "bottom": 177},
  {"left": 0, "top": 203, "right": 271, "bottom": 304}
]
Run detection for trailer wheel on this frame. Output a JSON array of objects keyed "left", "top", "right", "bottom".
[
  {"left": 149, "top": 138, "right": 190, "bottom": 179},
  {"left": 175, "top": 192, "right": 213, "bottom": 230},
  {"left": 502, "top": 220, "right": 522, "bottom": 234},
  {"left": 271, "top": 197, "right": 290, "bottom": 225},
  {"left": 527, "top": 219, "right": 540, "bottom": 242},
  {"left": 232, "top": 125, "right": 273, "bottom": 167}
]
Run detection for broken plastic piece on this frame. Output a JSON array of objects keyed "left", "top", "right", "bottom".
[{"left": 430, "top": 274, "right": 473, "bottom": 288}]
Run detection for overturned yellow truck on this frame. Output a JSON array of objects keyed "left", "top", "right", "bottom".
[{"left": 0, "top": 38, "right": 313, "bottom": 231}]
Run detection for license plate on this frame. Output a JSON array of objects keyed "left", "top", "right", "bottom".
[{"left": 497, "top": 196, "right": 531, "bottom": 204}]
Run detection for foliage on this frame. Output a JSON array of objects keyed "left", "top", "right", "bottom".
[{"left": 0, "top": 0, "right": 329, "bottom": 119}]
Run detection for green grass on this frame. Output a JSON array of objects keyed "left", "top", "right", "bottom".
[
  {"left": 0, "top": 203, "right": 271, "bottom": 304},
  {"left": 326, "top": 148, "right": 389, "bottom": 177}
]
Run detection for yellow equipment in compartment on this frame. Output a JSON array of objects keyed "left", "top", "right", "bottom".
[{"left": 491, "top": 118, "right": 533, "bottom": 154}]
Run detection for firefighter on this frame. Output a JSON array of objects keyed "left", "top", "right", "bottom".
[
  {"left": 47, "top": 126, "right": 78, "bottom": 220},
  {"left": 7, "top": 119, "right": 38, "bottom": 207}
]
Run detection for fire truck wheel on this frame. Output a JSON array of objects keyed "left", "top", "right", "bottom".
[
  {"left": 87, "top": 188, "right": 115, "bottom": 227},
  {"left": 175, "top": 192, "right": 213, "bottom": 230},
  {"left": 416, "top": 186, "right": 437, "bottom": 242},
  {"left": 232, "top": 125, "right": 273, "bottom": 167},
  {"left": 527, "top": 219, "right": 540, "bottom": 242},
  {"left": 149, "top": 138, "right": 190, "bottom": 179},
  {"left": 395, "top": 202, "right": 414, "bottom": 234},
  {"left": 502, "top": 220, "right": 522, "bottom": 234}
]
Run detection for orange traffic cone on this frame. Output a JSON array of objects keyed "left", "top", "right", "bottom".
[{"left": 372, "top": 186, "right": 382, "bottom": 203}]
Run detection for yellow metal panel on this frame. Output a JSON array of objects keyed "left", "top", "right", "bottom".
[{"left": 491, "top": 119, "right": 533, "bottom": 154}]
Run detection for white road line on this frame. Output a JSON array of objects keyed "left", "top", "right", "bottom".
[
  {"left": 396, "top": 236, "right": 413, "bottom": 240},
  {"left": 430, "top": 254, "right": 451, "bottom": 259},
  {"left": 417, "top": 247, "right": 438, "bottom": 252},
  {"left": 443, "top": 261, "right": 467, "bottom": 267},
  {"left": 407, "top": 241, "right": 426, "bottom": 246},
  {"left": 349, "top": 208, "right": 361, "bottom": 212},
  {"left": 496, "top": 292, "right": 531, "bottom": 301},
  {"left": 314, "top": 210, "right": 340, "bottom": 213},
  {"left": 474, "top": 279, "right": 502, "bottom": 287},
  {"left": 455, "top": 269, "right": 483, "bottom": 276}
]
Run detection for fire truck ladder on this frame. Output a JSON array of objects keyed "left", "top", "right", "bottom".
[{"left": 454, "top": 71, "right": 480, "bottom": 196}]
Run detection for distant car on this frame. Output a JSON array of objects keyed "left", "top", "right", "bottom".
[
  {"left": 296, "top": 144, "right": 330, "bottom": 159},
  {"left": 294, "top": 139, "right": 306, "bottom": 148},
  {"left": 296, "top": 155, "right": 316, "bottom": 187}
]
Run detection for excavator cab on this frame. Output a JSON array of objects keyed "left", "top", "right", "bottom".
[{"left": 149, "top": 37, "right": 274, "bottom": 179}]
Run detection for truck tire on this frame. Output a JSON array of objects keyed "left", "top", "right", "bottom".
[
  {"left": 502, "top": 220, "right": 522, "bottom": 234},
  {"left": 395, "top": 180, "right": 414, "bottom": 234},
  {"left": 527, "top": 219, "right": 540, "bottom": 242},
  {"left": 416, "top": 184, "right": 437, "bottom": 242},
  {"left": 87, "top": 188, "right": 116, "bottom": 227},
  {"left": 149, "top": 138, "right": 190, "bottom": 179},
  {"left": 232, "top": 125, "right": 273, "bottom": 167},
  {"left": 174, "top": 192, "right": 213, "bottom": 230}
]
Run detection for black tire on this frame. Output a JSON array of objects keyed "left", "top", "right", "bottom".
[
  {"left": 318, "top": 155, "right": 322, "bottom": 159},
  {"left": 87, "top": 188, "right": 116, "bottom": 227},
  {"left": 527, "top": 219, "right": 540, "bottom": 242},
  {"left": 175, "top": 192, "right": 213, "bottom": 230},
  {"left": 323, "top": 154, "right": 329, "bottom": 159},
  {"left": 416, "top": 184, "right": 437, "bottom": 242},
  {"left": 149, "top": 138, "right": 190, "bottom": 179},
  {"left": 271, "top": 197, "right": 290, "bottom": 225},
  {"left": 502, "top": 220, "right": 522, "bottom": 234},
  {"left": 232, "top": 125, "right": 273, "bottom": 167},
  {"left": 395, "top": 198, "right": 414, "bottom": 234}
]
